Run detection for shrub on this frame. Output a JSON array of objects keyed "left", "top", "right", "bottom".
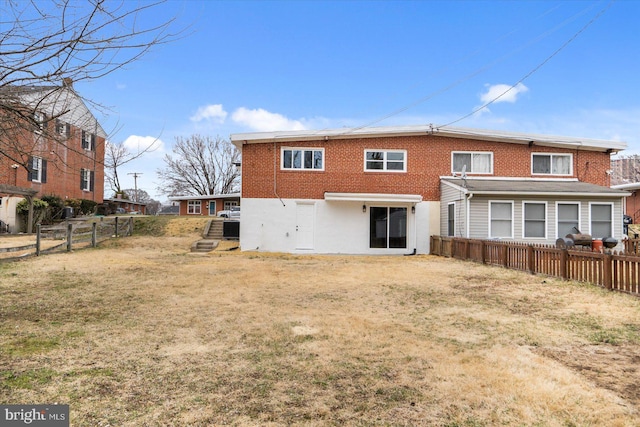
[
  {"left": 16, "top": 198, "right": 49, "bottom": 232},
  {"left": 80, "top": 199, "right": 97, "bottom": 216}
]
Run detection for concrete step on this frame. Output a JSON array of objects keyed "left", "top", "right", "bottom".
[{"left": 190, "top": 239, "right": 219, "bottom": 253}]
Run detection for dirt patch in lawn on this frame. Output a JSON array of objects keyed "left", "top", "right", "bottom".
[{"left": 1, "top": 223, "right": 640, "bottom": 426}]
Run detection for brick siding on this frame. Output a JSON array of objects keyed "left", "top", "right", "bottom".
[{"left": 241, "top": 135, "right": 611, "bottom": 200}]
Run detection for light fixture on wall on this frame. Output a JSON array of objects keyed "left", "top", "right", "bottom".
[
  {"left": 362, "top": 204, "right": 367, "bottom": 213},
  {"left": 411, "top": 206, "right": 415, "bottom": 214}
]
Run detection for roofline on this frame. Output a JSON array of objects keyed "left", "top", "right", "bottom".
[
  {"left": 231, "top": 124, "right": 626, "bottom": 153},
  {"left": 612, "top": 182, "right": 640, "bottom": 191},
  {"left": 168, "top": 193, "right": 241, "bottom": 201}
]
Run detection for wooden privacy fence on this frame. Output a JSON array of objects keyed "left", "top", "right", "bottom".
[
  {"left": 0, "top": 217, "right": 133, "bottom": 262},
  {"left": 430, "top": 236, "right": 640, "bottom": 297}
]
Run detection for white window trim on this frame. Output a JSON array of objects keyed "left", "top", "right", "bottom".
[
  {"left": 556, "top": 201, "right": 581, "bottom": 239},
  {"left": 588, "top": 202, "right": 614, "bottom": 238},
  {"left": 531, "top": 153, "right": 573, "bottom": 176},
  {"left": 83, "top": 131, "right": 94, "bottom": 150},
  {"left": 522, "top": 201, "right": 547, "bottom": 239},
  {"left": 224, "top": 201, "right": 238, "bottom": 210},
  {"left": 451, "top": 151, "right": 494, "bottom": 175},
  {"left": 187, "top": 200, "right": 202, "bottom": 215},
  {"left": 81, "top": 168, "right": 91, "bottom": 191},
  {"left": 281, "top": 147, "right": 325, "bottom": 171},
  {"left": 32, "top": 157, "right": 43, "bottom": 183},
  {"left": 34, "top": 111, "right": 45, "bottom": 134},
  {"left": 364, "top": 149, "right": 407, "bottom": 173},
  {"left": 489, "top": 200, "right": 514, "bottom": 239}
]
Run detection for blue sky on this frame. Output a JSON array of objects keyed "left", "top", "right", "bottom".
[{"left": 72, "top": 0, "right": 640, "bottom": 201}]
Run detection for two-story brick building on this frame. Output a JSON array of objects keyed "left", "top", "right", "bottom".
[
  {"left": 0, "top": 83, "right": 106, "bottom": 232},
  {"left": 231, "top": 125, "right": 629, "bottom": 254}
]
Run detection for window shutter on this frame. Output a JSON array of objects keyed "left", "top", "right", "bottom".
[
  {"left": 91, "top": 134, "right": 95, "bottom": 151},
  {"left": 66, "top": 122, "right": 71, "bottom": 138},
  {"left": 90, "top": 171, "right": 95, "bottom": 191},
  {"left": 41, "top": 159, "right": 47, "bottom": 183},
  {"left": 80, "top": 169, "right": 84, "bottom": 190},
  {"left": 27, "top": 156, "right": 34, "bottom": 181}
]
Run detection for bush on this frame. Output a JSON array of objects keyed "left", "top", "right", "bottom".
[
  {"left": 41, "top": 195, "right": 65, "bottom": 222},
  {"left": 16, "top": 198, "right": 49, "bottom": 232},
  {"left": 80, "top": 199, "right": 97, "bottom": 215}
]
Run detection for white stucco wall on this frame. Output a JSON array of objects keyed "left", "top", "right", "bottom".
[
  {"left": 240, "top": 198, "right": 440, "bottom": 255},
  {"left": 0, "top": 196, "right": 23, "bottom": 234}
]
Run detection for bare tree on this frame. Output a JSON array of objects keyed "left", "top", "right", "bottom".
[
  {"left": 105, "top": 138, "right": 160, "bottom": 195},
  {"left": 156, "top": 135, "right": 240, "bottom": 196},
  {"left": 0, "top": 0, "right": 180, "bottom": 170}
]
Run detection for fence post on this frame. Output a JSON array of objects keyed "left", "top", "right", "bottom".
[
  {"left": 502, "top": 244, "right": 508, "bottom": 267},
  {"left": 464, "top": 239, "right": 470, "bottom": 260},
  {"left": 129, "top": 217, "right": 133, "bottom": 236},
  {"left": 92, "top": 222, "right": 97, "bottom": 247},
  {"left": 114, "top": 216, "right": 119, "bottom": 238},
  {"left": 603, "top": 253, "right": 613, "bottom": 290},
  {"left": 560, "top": 249, "right": 568, "bottom": 280},
  {"left": 527, "top": 244, "right": 534, "bottom": 274},
  {"left": 480, "top": 240, "right": 486, "bottom": 264},
  {"left": 36, "top": 224, "right": 41, "bottom": 256},
  {"left": 66, "top": 222, "right": 73, "bottom": 252}
]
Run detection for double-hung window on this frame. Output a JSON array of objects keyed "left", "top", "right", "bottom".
[
  {"left": 187, "top": 200, "right": 201, "bottom": 215},
  {"left": 56, "top": 119, "right": 69, "bottom": 137},
  {"left": 82, "top": 131, "right": 95, "bottom": 151},
  {"left": 34, "top": 111, "right": 45, "bottom": 133},
  {"left": 364, "top": 150, "right": 406, "bottom": 172},
  {"left": 452, "top": 152, "right": 492, "bottom": 174},
  {"left": 532, "top": 153, "right": 572, "bottom": 175},
  {"left": 28, "top": 156, "right": 46, "bottom": 183},
  {"left": 282, "top": 148, "right": 324, "bottom": 170},
  {"left": 447, "top": 203, "right": 456, "bottom": 237},
  {"left": 557, "top": 202, "right": 580, "bottom": 238},
  {"left": 80, "top": 169, "right": 94, "bottom": 191},
  {"left": 489, "top": 201, "right": 513, "bottom": 238},
  {"left": 523, "top": 202, "right": 547, "bottom": 238},
  {"left": 590, "top": 203, "right": 613, "bottom": 238}
]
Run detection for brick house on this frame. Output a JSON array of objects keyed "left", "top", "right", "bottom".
[
  {"left": 0, "top": 83, "right": 106, "bottom": 232},
  {"left": 168, "top": 193, "right": 241, "bottom": 216},
  {"left": 231, "top": 125, "right": 629, "bottom": 254}
]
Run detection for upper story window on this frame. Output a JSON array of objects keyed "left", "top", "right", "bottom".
[
  {"left": 364, "top": 150, "right": 406, "bottom": 172},
  {"left": 187, "top": 200, "right": 201, "bottom": 215},
  {"left": 282, "top": 148, "right": 324, "bottom": 170},
  {"left": 33, "top": 111, "right": 45, "bottom": 133},
  {"left": 532, "top": 153, "right": 572, "bottom": 175},
  {"left": 56, "top": 119, "right": 70, "bottom": 137},
  {"left": 452, "top": 152, "right": 493, "bottom": 174},
  {"left": 82, "top": 131, "right": 95, "bottom": 151}
]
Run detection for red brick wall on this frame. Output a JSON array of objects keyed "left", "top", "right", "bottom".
[
  {"left": 0, "top": 122, "right": 105, "bottom": 202},
  {"left": 241, "top": 135, "right": 612, "bottom": 201}
]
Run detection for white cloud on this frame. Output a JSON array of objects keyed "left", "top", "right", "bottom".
[
  {"left": 231, "top": 107, "right": 306, "bottom": 132},
  {"left": 190, "top": 104, "right": 228, "bottom": 123},
  {"left": 480, "top": 83, "right": 529, "bottom": 104},
  {"left": 123, "top": 135, "right": 164, "bottom": 154}
]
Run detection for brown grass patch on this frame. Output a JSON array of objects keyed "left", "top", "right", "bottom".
[{"left": 1, "top": 221, "right": 639, "bottom": 425}]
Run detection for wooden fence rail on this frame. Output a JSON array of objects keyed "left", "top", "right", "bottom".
[
  {"left": 430, "top": 236, "right": 640, "bottom": 297},
  {"left": 0, "top": 217, "right": 133, "bottom": 262}
]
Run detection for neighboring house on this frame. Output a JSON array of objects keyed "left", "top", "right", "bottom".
[
  {"left": 0, "top": 81, "right": 106, "bottom": 232},
  {"left": 168, "top": 193, "right": 241, "bottom": 216},
  {"left": 611, "top": 182, "right": 640, "bottom": 224},
  {"left": 158, "top": 204, "right": 180, "bottom": 215},
  {"left": 102, "top": 198, "right": 148, "bottom": 215},
  {"left": 230, "top": 125, "right": 629, "bottom": 254}
]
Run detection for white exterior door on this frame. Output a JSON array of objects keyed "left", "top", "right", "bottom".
[{"left": 296, "top": 203, "right": 315, "bottom": 249}]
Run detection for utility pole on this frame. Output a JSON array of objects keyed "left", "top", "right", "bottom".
[{"left": 127, "top": 172, "right": 142, "bottom": 202}]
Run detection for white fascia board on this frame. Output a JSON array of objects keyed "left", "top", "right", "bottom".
[
  {"left": 612, "top": 182, "right": 640, "bottom": 191},
  {"left": 230, "top": 125, "right": 626, "bottom": 153},
  {"left": 168, "top": 193, "right": 241, "bottom": 201},
  {"left": 468, "top": 191, "right": 630, "bottom": 197},
  {"left": 324, "top": 192, "right": 422, "bottom": 203}
]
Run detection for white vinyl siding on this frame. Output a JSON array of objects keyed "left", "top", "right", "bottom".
[
  {"left": 452, "top": 152, "right": 493, "bottom": 174},
  {"left": 532, "top": 153, "right": 572, "bottom": 175},
  {"left": 523, "top": 201, "right": 547, "bottom": 239},
  {"left": 489, "top": 201, "right": 513, "bottom": 238}
]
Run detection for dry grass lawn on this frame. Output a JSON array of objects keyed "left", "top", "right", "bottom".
[{"left": 1, "top": 218, "right": 640, "bottom": 426}]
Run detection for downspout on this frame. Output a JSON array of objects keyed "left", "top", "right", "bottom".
[{"left": 273, "top": 140, "right": 285, "bottom": 207}]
